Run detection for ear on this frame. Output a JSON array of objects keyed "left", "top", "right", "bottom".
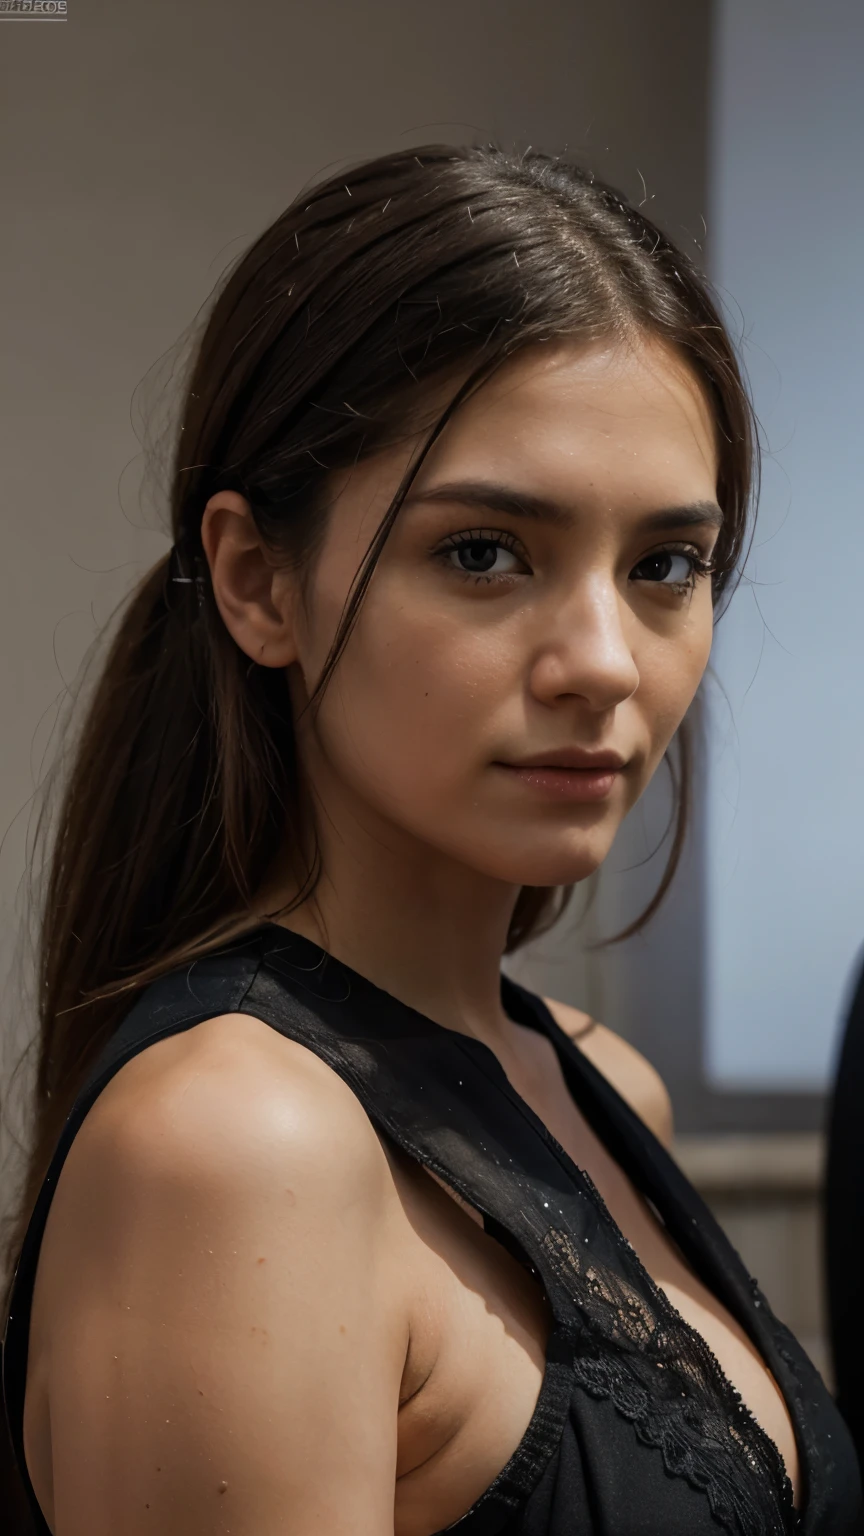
[{"left": 201, "top": 493, "right": 297, "bottom": 668}]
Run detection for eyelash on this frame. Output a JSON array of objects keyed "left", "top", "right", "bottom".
[
  {"left": 634, "top": 543, "right": 716, "bottom": 594},
  {"left": 433, "top": 530, "right": 716, "bottom": 591},
  {"left": 433, "top": 528, "right": 528, "bottom": 583}
]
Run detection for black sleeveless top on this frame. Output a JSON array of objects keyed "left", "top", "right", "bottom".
[{"left": 3, "top": 924, "right": 861, "bottom": 1535}]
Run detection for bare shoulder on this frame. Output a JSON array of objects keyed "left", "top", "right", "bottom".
[
  {"left": 39, "top": 1010, "right": 399, "bottom": 1327},
  {"left": 65, "top": 1010, "right": 390, "bottom": 1206},
  {"left": 543, "top": 998, "right": 674, "bottom": 1148},
  {"left": 31, "top": 1014, "right": 405, "bottom": 1534}
]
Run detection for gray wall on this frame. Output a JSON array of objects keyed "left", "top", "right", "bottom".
[{"left": 0, "top": 0, "right": 713, "bottom": 1139}]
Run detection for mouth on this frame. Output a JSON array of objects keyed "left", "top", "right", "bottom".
[{"left": 494, "top": 749, "right": 629, "bottom": 803}]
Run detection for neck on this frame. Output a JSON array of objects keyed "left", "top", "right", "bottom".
[{"left": 258, "top": 795, "right": 523, "bottom": 1050}]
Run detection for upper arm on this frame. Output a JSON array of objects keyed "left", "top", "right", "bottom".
[
  {"left": 543, "top": 998, "right": 675, "bottom": 1148},
  {"left": 35, "top": 1014, "right": 405, "bottom": 1536}
]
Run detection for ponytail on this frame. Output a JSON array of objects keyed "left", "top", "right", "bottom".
[{"left": 9, "top": 548, "right": 297, "bottom": 1270}]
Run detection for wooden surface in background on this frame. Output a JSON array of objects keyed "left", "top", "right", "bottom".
[{"left": 675, "top": 1133, "right": 830, "bottom": 1385}]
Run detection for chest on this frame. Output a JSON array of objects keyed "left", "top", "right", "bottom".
[
  {"left": 386, "top": 1054, "right": 801, "bottom": 1536},
  {"left": 502, "top": 1046, "right": 802, "bottom": 1506}
]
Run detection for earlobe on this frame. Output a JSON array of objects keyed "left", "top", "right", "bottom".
[{"left": 200, "top": 494, "right": 298, "bottom": 669}]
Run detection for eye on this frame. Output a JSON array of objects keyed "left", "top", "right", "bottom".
[
  {"left": 630, "top": 547, "right": 710, "bottom": 590},
  {"left": 436, "top": 530, "right": 530, "bottom": 580},
  {"left": 450, "top": 539, "right": 519, "bottom": 575}
]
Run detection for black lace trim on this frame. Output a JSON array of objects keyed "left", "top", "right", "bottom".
[{"left": 542, "top": 1214, "right": 796, "bottom": 1536}]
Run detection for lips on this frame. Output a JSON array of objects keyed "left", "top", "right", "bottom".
[
  {"left": 494, "top": 748, "right": 628, "bottom": 804},
  {"left": 501, "top": 748, "right": 628, "bottom": 772}
]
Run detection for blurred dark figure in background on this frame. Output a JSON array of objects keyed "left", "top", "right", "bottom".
[{"left": 826, "top": 952, "right": 864, "bottom": 1474}]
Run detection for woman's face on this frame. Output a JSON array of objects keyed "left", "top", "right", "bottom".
[{"left": 287, "top": 335, "right": 721, "bottom": 889}]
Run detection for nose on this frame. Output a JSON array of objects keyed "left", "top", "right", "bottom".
[{"left": 527, "top": 577, "right": 640, "bottom": 714}]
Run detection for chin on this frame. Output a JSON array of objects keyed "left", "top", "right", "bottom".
[
  {"left": 466, "top": 833, "right": 614, "bottom": 890},
  {"left": 515, "top": 853, "right": 607, "bottom": 887}
]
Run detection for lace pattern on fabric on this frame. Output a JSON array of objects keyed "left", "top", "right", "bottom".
[{"left": 541, "top": 1214, "right": 797, "bottom": 1536}]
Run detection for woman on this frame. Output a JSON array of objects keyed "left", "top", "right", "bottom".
[{"left": 2, "top": 145, "right": 859, "bottom": 1535}]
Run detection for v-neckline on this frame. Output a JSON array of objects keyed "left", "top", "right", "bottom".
[
  {"left": 503, "top": 979, "right": 807, "bottom": 1522},
  {"left": 255, "top": 921, "right": 803, "bottom": 1525}
]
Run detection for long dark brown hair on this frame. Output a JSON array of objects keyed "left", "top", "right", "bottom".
[{"left": 4, "top": 144, "right": 755, "bottom": 1326}]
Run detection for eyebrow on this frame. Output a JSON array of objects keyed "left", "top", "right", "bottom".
[{"left": 406, "top": 479, "right": 725, "bottom": 534}]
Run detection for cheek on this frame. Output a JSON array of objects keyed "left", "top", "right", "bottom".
[
  {"left": 310, "top": 589, "right": 511, "bottom": 799},
  {"left": 639, "top": 600, "right": 713, "bottom": 757}
]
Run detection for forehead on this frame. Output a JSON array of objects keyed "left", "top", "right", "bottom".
[{"left": 414, "top": 335, "right": 719, "bottom": 503}]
